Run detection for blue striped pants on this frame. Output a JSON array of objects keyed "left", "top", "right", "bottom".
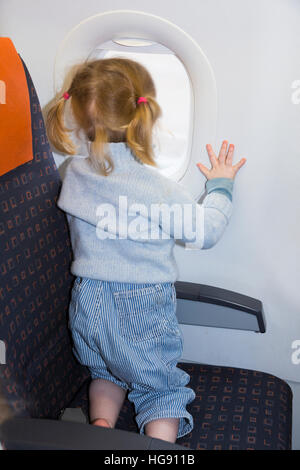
[{"left": 68, "top": 277, "right": 195, "bottom": 439}]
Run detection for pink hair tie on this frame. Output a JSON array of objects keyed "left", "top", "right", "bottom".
[
  {"left": 137, "top": 96, "right": 148, "bottom": 104},
  {"left": 63, "top": 92, "right": 70, "bottom": 100}
]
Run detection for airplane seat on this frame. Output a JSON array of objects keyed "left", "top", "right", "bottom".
[
  {"left": 0, "top": 52, "right": 293, "bottom": 450},
  {"left": 0, "top": 53, "right": 91, "bottom": 420},
  {"left": 66, "top": 361, "right": 293, "bottom": 450},
  {"left": 112, "top": 363, "right": 293, "bottom": 450}
]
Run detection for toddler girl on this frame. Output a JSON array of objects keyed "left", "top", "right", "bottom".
[{"left": 46, "top": 58, "right": 246, "bottom": 443}]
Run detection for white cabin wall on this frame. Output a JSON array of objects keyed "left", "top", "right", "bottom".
[{"left": 176, "top": 0, "right": 300, "bottom": 387}]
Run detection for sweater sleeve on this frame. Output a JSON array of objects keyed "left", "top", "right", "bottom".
[
  {"left": 205, "top": 177, "right": 234, "bottom": 202},
  {"left": 161, "top": 177, "right": 234, "bottom": 250}
]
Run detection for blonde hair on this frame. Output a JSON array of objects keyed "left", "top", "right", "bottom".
[{"left": 46, "top": 58, "right": 162, "bottom": 176}]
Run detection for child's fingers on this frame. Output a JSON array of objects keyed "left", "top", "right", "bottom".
[
  {"left": 197, "top": 162, "right": 210, "bottom": 178},
  {"left": 218, "top": 140, "right": 228, "bottom": 164},
  {"left": 226, "top": 144, "right": 234, "bottom": 166},
  {"left": 233, "top": 158, "right": 247, "bottom": 172},
  {"left": 206, "top": 144, "right": 218, "bottom": 166}
]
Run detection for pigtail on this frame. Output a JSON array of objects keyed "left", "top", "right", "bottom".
[
  {"left": 46, "top": 95, "right": 77, "bottom": 155},
  {"left": 88, "top": 126, "right": 114, "bottom": 177},
  {"left": 126, "top": 96, "right": 162, "bottom": 166}
]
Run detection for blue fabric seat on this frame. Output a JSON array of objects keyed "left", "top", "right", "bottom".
[
  {"left": 115, "top": 363, "right": 293, "bottom": 450},
  {"left": 0, "top": 58, "right": 89, "bottom": 419},
  {"left": 68, "top": 362, "right": 292, "bottom": 450},
  {"left": 0, "top": 56, "right": 293, "bottom": 450}
]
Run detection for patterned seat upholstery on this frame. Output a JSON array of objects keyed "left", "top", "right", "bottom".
[
  {"left": 68, "top": 362, "right": 292, "bottom": 450},
  {"left": 0, "top": 58, "right": 90, "bottom": 419},
  {"left": 114, "top": 363, "right": 293, "bottom": 450},
  {"left": 0, "top": 57, "right": 293, "bottom": 450}
]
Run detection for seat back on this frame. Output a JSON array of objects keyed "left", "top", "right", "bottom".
[{"left": 0, "top": 57, "right": 89, "bottom": 418}]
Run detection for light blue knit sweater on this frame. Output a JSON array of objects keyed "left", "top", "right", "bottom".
[{"left": 57, "top": 142, "right": 234, "bottom": 283}]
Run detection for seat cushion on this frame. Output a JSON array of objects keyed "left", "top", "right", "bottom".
[{"left": 71, "top": 362, "right": 292, "bottom": 450}]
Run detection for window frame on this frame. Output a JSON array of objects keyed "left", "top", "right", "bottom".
[{"left": 54, "top": 9, "right": 217, "bottom": 200}]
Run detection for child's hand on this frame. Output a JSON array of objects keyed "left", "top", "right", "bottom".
[{"left": 197, "top": 140, "right": 246, "bottom": 180}]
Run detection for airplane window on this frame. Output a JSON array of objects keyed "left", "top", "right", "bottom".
[{"left": 87, "top": 39, "right": 193, "bottom": 182}]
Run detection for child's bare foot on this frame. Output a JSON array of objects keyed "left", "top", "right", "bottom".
[{"left": 91, "top": 417, "right": 112, "bottom": 428}]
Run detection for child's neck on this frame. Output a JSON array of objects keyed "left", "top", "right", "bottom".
[{"left": 107, "top": 129, "right": 126, "bottom": 143}]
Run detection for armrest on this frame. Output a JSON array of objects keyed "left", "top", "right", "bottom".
[
  {"left": 0, "top": 418, "right": 186, "bottom": 451},
  {"left": 174, "top": 281, "right": 266, "bottom": 333}
]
